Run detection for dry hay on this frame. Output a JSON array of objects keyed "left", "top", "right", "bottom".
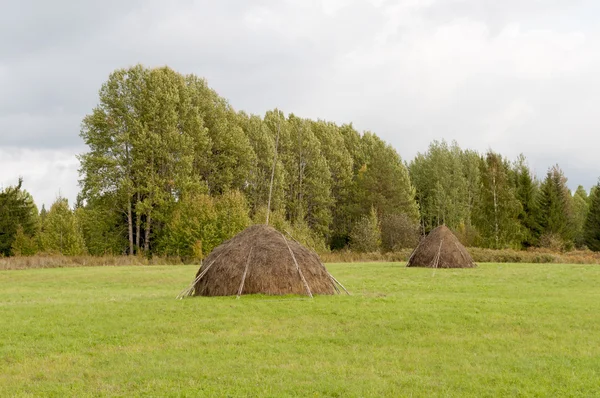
[
  {"left": 185, "top": 224, "right": 341, "bottom": 297},
  {"left": 407, "top": 225, "right": 476, "bottom": 268}
]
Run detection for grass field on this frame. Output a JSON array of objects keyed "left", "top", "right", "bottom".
[{"left": 1, "top": 263, "right": 599, "bottom": 397}]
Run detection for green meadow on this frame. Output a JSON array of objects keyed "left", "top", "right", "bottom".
[{"left": 1, "top": 263, "right": 599, "bottom": 397}]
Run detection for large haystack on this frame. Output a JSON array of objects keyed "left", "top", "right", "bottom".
[
  {"left": 406, "top": 225, "right": 476, "bottom": 268},
  {"left": 179, "top": 224, "right": 346, "bottom": 297}
]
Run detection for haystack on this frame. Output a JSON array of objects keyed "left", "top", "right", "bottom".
[
  {"left": 178, "top": 224, "right": 347, "bottom": 298},
  {"left": 406, "top": 225, "right": 476, "bottom": 268}
]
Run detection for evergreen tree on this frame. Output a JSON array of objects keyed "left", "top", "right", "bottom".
[
  {"left": 572, "top": 185, "right": 589, "bottom": 248},
  {"left": 584, "top": 181, "right": 600, "bottom": 251},
  {"left": 537, "top": 165, "right": 575, "bottom": 248},
  {"left": 0, "top": 179, "right": 39, "bottom": 257},
  {"left": 512, "top": 154, "right": 540, "bottom": 247}
]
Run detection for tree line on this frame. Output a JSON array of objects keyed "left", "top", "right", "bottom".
[{"left": 1, "top": 65, "right": 599, "bottom": 258}]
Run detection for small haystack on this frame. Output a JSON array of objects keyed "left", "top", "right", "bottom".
[
  {"left": 406, "top": 225, "right": 476, "bottom": 268},
  {"left": 178, "top": 224, "right": 347, "bottom": 298}
]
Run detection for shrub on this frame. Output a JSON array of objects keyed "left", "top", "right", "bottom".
[
  {"left": 349, "top": 208, "right": 381, "bottom": 253},
  {"left": 380, "top": 213, "right": 419, "bottom": 252}
]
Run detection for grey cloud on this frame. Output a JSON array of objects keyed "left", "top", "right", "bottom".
[{"left": 1, "top": 0, "right": 599, "bottom": 206}]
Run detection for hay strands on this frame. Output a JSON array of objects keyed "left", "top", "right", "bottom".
[
  {"left": 406, "top": 238, "right": 423, "bottom": 267},
  {"left": 430, "top": 238, "right": 444, "bottom": 276},
  {"left": 454, "top": 241, "right": 475, "bottom": 267},
  {"left": 284, "top": 230, "right": 350, "bottom": 296},
  {"left": 236, "top": 247, "right": 253, "bottom": 299},
  {"left": 326, "top": 272, "right": 350, "bottom": 296},
  {"left": 281, "top": 232, "right": 313, "bottom": 298},
  {"left": 176, "top": 250, "right": 227, "bottom": 299}
]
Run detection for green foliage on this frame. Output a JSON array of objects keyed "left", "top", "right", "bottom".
[
  {"left": 310, "top": 120, "right": 354, "bottom": 238},
  {"left": 252, "top": 207, "right": 328, "bottom": 253},
  {"left": 356, "top": 134, "right": 419, "bottom": 223},
  {"left": 512, "top": 155, "right": 541, "bottom": 247},
  {"left": 280, "top": 115, "right": 333, "bottom": 237},
  {"left": 76, "top": 198, "right": 128, "bottom": 256},
  {"left": 159, "top": 191, "right": 250, "bottom": 259},
  {"left": 584, "top": 181, "right": 600, "bottom": 251},
  {"left": 572, "top": 185, "right": 590, "bottom": 248},
  {"left": 158, "top": 194, "right": 219, "bottom": 259},
  {"left": 473, "top": 151, "right": 523, "bottom": 249},
  {"left": 380, "top": 213, "right": 419, "bottom": 252},
  {"left": 10, "top": 225, "right": 38, "bottom": 256},
  {"left": 410, "top": 140, "right": 473, "bottom": 232},
  {"left": 214, "top": 190, "right": 252, "bottom": 242},
  {"left": 349, "top": 207, "right": 381, "bottom": 253},
  {"left": 40, "top": 198, "right": 86, "bottom": 256},
  {"left": 239, "top": 112, "right": 281, "bottom": 214},
  {"left": 74, "top": 64, "right": 587, "bottom": 255},
  {"left": 0, "top": 179, "right": 39, "bottom": 257},
  {"left": 537, "top": 165, "right": 575, "bottom": 246}
]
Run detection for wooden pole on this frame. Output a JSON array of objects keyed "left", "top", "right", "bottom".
[
  {"left": 236, "top": 247, "right": 253, "bottom": 299},
  {"left": 284, "top": 230, "right": 348, "bottom": 295},
  {"left": 266, "top": 113, "right": 281, "bottom": 226},
  {"left": 433, "top": 239, "right": 443, "bottom": 269},
  {"left": 327, "top": 272, "right": 351, "bottom": 296},
  {"left": 407, "top": 238, "right": 423, "bottom": 267},
  {"left": 281, "top": 232, "right": 313, "bottom": 298},
  {"left": 176, "top": 250, "right": 227, "bottom": 299}
]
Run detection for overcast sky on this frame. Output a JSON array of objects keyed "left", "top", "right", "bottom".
[{"left": 1, "top": 0, "right": 599, "bottom": 208}]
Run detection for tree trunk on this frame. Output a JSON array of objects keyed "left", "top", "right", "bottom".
[
  {"left": 125, "top": 141, "right": 134, "bottom": 256},
  {"left": 127, "top": 197, "right": 134, "bottom": 256},
  {"left": 144, "top": 212, "right": 151, "bottom": 253},
  {"left": 492, "top": 173, "right": 499, "bottom": 248},
  {"left": 135, "top": 192, "right": 141, "bottom": 254}
]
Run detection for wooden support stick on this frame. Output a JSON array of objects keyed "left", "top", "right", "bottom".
[
  {"left": 281, "top": 233, "right": 313, "bottom": 298},
  {"left": 237, "top": 247, "right": 253, "bottom": 299},
  {"left": 266, "top": 115, "right": 281, "bottom": 226},
  {"left": 407, "top": 238, "right": 423, "bottom": 266},
  {"left": 285, "top": 230, "right": 345, "bottom": 295},
  {"left": 328, "top": 272, "right": 350, "bottom": 295},
  {"left": 432, "top": 239, "right": 443, "bottom": 269},
  {"left": 176, "top": 250, "right": 227, "bottom": 299}
]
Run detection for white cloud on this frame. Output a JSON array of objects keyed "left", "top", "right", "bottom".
[{"left": 0, "top": 147, "right": 81, "bottom": 209}]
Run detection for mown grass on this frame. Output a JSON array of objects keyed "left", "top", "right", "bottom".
[{"left": 1, "top": 263, "right": 599, "bottom": 397}]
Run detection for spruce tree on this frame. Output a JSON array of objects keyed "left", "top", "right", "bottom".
[
  {"left": 512, "top": 155, "right": 540, "bottom": 247},
  {"left": 584, "top": 181, "right": 600, "bottom": 251},
  {"left": 0, "top": 179, "right": 39, "bottom": 257},
  {"left": 572, "top": 185, "right": 590, "bottom": 248},
  {"left": 536, "top": 165, "right": 575, "bottom": 248}
]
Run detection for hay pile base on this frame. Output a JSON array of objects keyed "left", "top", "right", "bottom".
[
  {"left": 407, "top": 225, "right": 476, "bottom": 268},
  {"left": 181, "top": 224, "right": 344, "bottom": 297}
]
